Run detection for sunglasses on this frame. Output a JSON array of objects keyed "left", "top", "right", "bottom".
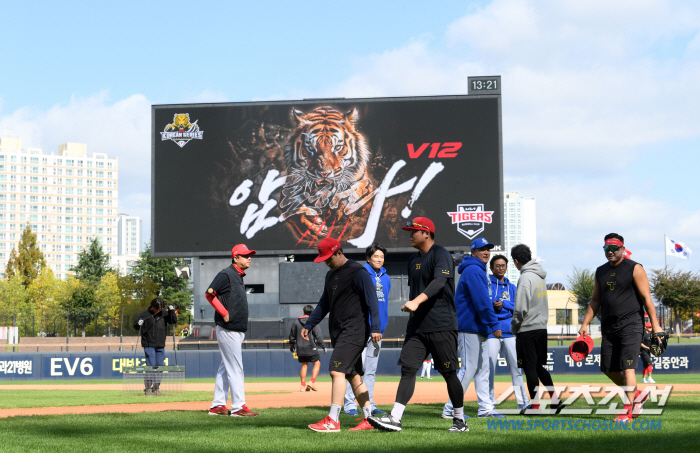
[
  {"left": 406, "top": 221, "right": 429, "bottom": 230},
  {"left": 603, "top": 245, "right": 622, "bottom": 253}
]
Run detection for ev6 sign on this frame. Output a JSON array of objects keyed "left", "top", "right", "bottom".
[{"left": 43, "top": 356, "right": 100, "bottom": 378}]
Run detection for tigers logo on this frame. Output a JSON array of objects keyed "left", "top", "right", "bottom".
[
  {"left": 447, "top": 204, "right": 494, "bottom": 239},
  {"left": 333, "top": 361, "right": 342, "bottom": 368},
  {"left": 161, "top": 113, "right": 204, "bottom": 148},
  {"left": 443, "top": 361, "right": 451, "bottom": 369}
]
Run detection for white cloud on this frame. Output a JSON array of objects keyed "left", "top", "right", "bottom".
[
  {"left": 326, "top": 0, "right": 700, "bottom": 282},
  {"left": 0, "top": 92, "right": 153, "bottom": 243}
]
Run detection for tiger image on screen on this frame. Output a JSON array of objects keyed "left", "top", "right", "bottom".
[{"left": 280, "top": 106, "right": 376, "bottom": 245}]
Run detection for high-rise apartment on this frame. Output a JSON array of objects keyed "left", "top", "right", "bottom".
[
  {"left": 0, "top": 137, "right": 118, "bottom": 279},
  {"left": 503, "top": 192, "right": 537, "bottom": 284},
  {"left": 117, "top": 214, "right": 141, "bottom": 256}
]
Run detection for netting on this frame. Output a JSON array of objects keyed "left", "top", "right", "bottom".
[{"left": 122, "top": 366, "right": 186, "bottom": 397}]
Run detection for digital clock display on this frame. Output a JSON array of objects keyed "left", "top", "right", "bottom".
[{"left": 468, "top": 76, "right": 501, "bottom": 95}]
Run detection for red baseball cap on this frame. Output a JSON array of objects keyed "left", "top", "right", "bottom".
[
  {"left": 401, "top": 216, "right": 435, "bottom": 233},
  {"left": 232, "top": 244, "right": 256, "bottom": 259},
  {"left": 569, "top": 334, "right": 594, "bottom": 362},
  {"left": 645, "top": 322, "right": 652, "bottom": 328},
  {"left": 314, "top": 237, "right": 341, "bottom": 263}
]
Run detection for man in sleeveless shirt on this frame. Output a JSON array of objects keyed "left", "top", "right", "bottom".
[
  {"left": 303, "top": 237, "right": 382, "bottom": 432},
  {"left": 579, "top": 233, "right": 663, "bottom": 422}
]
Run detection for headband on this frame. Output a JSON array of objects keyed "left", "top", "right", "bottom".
[{"left": 605, "top": 239, "right": 624, "bottom": 247}]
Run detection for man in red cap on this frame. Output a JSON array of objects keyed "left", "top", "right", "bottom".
[
  {"left": 579, "top": 233, "right": 663, "bottom": 422},
  {"left": 303, "top": 237, "right": 382, "bottom": 432},
  {"left": 369, "top": 217, "right": 468, "bottom": 433},
  {"left": 205, "top": 244, "right": 259, "bottom": 417}
]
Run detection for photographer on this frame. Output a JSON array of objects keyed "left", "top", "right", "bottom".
[{"left": 133, "top": 297, "right": 177, "bottom": 395}]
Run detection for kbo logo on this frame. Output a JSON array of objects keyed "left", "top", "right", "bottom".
[{"left": 447, "top": 204, "right": 494, "bottom": 239}]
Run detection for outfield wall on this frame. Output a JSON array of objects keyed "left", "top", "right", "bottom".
[{"left": 0, "top": 345, "right": 698, "bottom": 380}]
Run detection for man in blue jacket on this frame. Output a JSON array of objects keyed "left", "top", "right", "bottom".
[
  {"left": 442, "top": 237, "right": 502, "bottom": 418},
  {"left": 344, "top": 242, "right": 391, "bottom": 416},
  {"left": 485, "top": 255, "right": 529, "bottom": 411}
]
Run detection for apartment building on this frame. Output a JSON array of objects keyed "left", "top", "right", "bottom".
[
  {"left": 0, "top": 137, "right": 118, "bottom": 279},
  {"left": 503, "top": 192, "right": 537, "bottom": 284}
]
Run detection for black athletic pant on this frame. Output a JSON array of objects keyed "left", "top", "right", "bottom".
[
  {"left": 396, "top": 367, "right": 463, "bottom": 408},
  {"left": 522, "top": 365, "right": 554, "bottom": 400}
]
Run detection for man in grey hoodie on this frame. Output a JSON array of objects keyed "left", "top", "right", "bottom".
[{"left": 510, "top": 244, "right": 563, "bottom": 413}]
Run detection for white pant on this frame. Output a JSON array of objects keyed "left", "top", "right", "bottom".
[
  {"left": 211, "top": 326, "right": 246, "bottom": 411},
  {"left": 420, "top": 360, "right": 432, "bottom": 378},
  {"left": 443, "top": 332, "right": 493, "bottom": 416},
  {"left": 344, "top": 339, "right": 381, "bottom": 412},
  {"left": 484, "top": 336, "right": 529, "bottom": 409}
]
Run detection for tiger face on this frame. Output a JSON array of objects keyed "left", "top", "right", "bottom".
[
  {"left": 280, "top": 106, "right": 375, "bottom": 242},
  {"left": 285, "top": 106, "right": 368, "bottom": 187},
  {"left": 164, "top": 114, "right": 193, "bottom": 132}
]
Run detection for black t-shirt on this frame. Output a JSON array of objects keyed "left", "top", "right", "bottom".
[
  {"left": 595, "top": 259, "right": 645, "bottom": 334},
  {"left": 406, "top": 244, "right": 457, "bottom": 335},
  {"left": 641, "top": 331, "right": 651, "bottom": 353}
]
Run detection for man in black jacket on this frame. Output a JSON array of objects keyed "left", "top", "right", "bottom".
[
  {"left": 289, "top": 305, "right": 326, "bottom": 392},
  {"left": 133, "top": 297, "right": 177, "bottom": 395}
]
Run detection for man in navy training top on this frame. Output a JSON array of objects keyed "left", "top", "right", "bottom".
[
  {"left": 303, "top": 238, "right": 382, "bottom": 432},
  {"left": 344, "top": 242, "right": 391, "bottom": 416}
]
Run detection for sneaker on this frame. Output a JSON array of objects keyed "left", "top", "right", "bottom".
[
  {"left": 447, "top": 417, "right": 469, "bottom": 433},
  {"left": 614, "top": 404, "right": 632, "bottom": 423},
  {"left": 231, "top": 405, "right": 259, "bottom": 417},
  {"left": 371, "top": 408, "right": 386, "bottom": 415},
  {"left": 478, "top": 412, "right": 505, "bottom": 418},
  {"left": 520, "top": 404, "right": 540, "bottom": 415},
  {"left": 631, "top": 390, "right": 649, "bottom": 418},
  {"left": 152, "top": 389, "right": 163, "bottom": 396},
  {"left": 441, "top": 411, "right": 454, "bottom": 419},
  {"left": 368, "top": 414, "right": 402, "bottom": 432},
  {"left": 144, "top": 388, "right": 152, "bottom": 396},
  {"left": 647, "top": 377, "right": 656, "bottom": 384},
  {"left": 300, "top": 384, "right": 307, "bottom": 392},
  {"left": 309, "top": 415, "right": 340, "bottom": 433},
  {"left": 420, "top": 377, "right": 424, "bottom": 379},
  {"left": 349, "top": 418, "right": 374, "bottom": 431},
  {"left": 307, "top": 383, "right": 317, "bottom": 391},
  {"left": 642, "top": 377, "right": 648, "bottom": 384},
  {"left": 345, "top": 408, "right": 359, "bottom": 415},
  {"left": 427, "top": 377, "right": 433, "bottom": 380},
  {"left": 208, "top": 405, "right": 230, "bottom": 416}
]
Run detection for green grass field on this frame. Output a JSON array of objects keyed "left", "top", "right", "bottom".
[{"left": 0, "top": 397, "right": 697, "bottom": 453}]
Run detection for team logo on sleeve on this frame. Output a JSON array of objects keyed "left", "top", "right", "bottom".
[
  {"left": 161, "top": 113, "right": 203, "bottom": 148},
  {"left": 447, "top": 204, "right": 493, "bottom": 239}
]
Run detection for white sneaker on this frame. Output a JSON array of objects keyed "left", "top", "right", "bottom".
[
  {"left": 647, "top": 377, "right": 655, "bottom": 383},
  {"left": 642, "top": 377, "right": 648, "bottom": 383}
]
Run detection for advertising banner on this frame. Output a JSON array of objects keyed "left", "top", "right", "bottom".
[{"left": 152, "top": 95, "right": 503, "bottom": 256}]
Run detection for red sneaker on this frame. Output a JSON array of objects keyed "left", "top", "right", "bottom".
[
  {"left": 231, "top": 405, "right": 259, "bottom": 417},
  {"left": 349, "top": 418, "right": 374, "bottom": 431},
  {"left": 614, "top": 404, "right": 632, "bottom": 423},
  {"left": 309, "top": 415, "right": 341, "bottom": 433},
  {"left": 208, "top": 405, "right": 230, "bottom": 416},
  {"left": 631, "top": 390, "right": 649, "bottom": 418}
]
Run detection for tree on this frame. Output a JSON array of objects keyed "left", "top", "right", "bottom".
[
  {"left": 4, "top": 223, "right": 46, "bottom": 287},
  {"left": 0, "top": 273, "right": 29, "bottom": 335},
  {"left": 96, "top": 272, "right": 121, "bottom": 336},
  {"left": 650, "top": 268, "right": 700, "bottom": 334},
  {"left": 131, "top": 244, "right": 192, "bottom": 312},
  {"left": 71, "top": 238, "right": 110, "bottom": 283},
  {"left": 26, "top": 267, "right": 61, "bottom": 335},
  {"left": 567, "top": 266, "right": 596, "bottom": 322},
  {"left": 59, "top": 277, "right": 101, "bottom": 337}
]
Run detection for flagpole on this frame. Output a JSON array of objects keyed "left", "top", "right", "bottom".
[{"left": 664, "top": 233, "right": 667, "bottom": 269}]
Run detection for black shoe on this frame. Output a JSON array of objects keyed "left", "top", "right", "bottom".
[
  {"left": 447, "top": 417, "right": 469, "bottom": 432},
  {"left": 368, "top": 414, "right": 402, "bottom": 432},
  {"left": 551, "top": 401, "right": 566, "bottom": 414}
]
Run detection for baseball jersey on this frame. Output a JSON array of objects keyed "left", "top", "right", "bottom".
[{"left": 406, "top": 244, "right": 457, "bottom": 334}]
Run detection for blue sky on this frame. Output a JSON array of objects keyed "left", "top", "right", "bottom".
[{"left": 2, "top": 0, "right": 699, "bottom": 284}]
